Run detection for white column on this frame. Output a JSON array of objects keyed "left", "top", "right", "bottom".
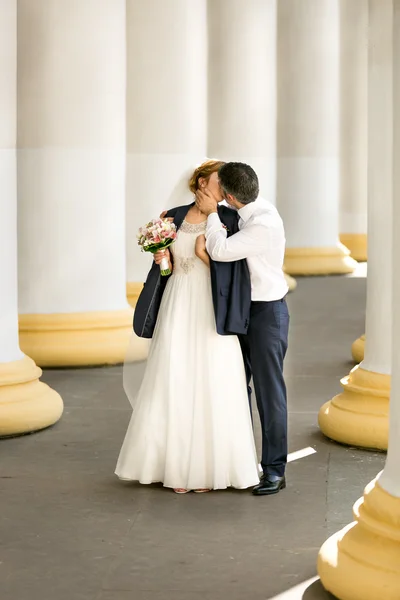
[
  {"left": 206, "top": 0, "right": 299, "bottom": 291},
  {"left": 339, "top": 0, "right": 368, "bottom": 262},
  {"left": 362, "top": 0, "right": 393, "bottom": 377},
  {"left": 319, "top": 9, "right": 400, "bottom": 594},
  {"left": 17, "top": 0, "right": 147, "bottom": 366},
  {"left": 277, "top": 0, "right": 357, "bottom": 275},
  {"left": 126, "top": 0, "right": 208, "bottom": 304},
  {"left": 318, "top": 0, "right": 392, "bottom": 450},
  {"left": 0, "top": 1, "right": 19, "bottom": 364},
  {"left": 0, "top": 0, "right": 62, "bottom": 436},
  {"left": 207, "top": 0, "right": 277, "bottom": 203},
  {"left": 380, "top": 0, "right": 400, "bottom": 498}
]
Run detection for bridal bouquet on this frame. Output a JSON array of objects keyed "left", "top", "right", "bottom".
[{"left": 137, "top": 218, "right": 177, "bottom": 276}]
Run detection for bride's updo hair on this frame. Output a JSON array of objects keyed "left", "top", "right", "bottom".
[{"left": 188, "top": 159, "right": 225, "bottom": 194}]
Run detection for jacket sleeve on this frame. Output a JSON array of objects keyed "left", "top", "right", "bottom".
[
  {"left": 133, "top": 205, "right": 183, "bottom": 337},
  {"left": 209, "top": 206, "right": 251, "bottom": 335},
  {"left": 165, "top": 207, "right": 179, "bottom": 218}
]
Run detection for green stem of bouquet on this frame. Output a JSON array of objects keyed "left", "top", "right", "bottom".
[
  {"left": 142, "top": 240, "right": 175, "bottom": 254},
  {"left": 141, "top": 240, "right": 175, "bottom": 276}
]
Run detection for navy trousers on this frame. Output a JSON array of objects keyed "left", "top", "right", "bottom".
[{"left": 239, "top": 298, "right": 289, "bottom": 478}]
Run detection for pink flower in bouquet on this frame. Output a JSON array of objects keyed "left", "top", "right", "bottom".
[{"left": 137, "top": 217, "right": 177, "bottom": 276}]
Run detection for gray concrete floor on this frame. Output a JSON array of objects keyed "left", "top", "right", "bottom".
[{"left": 1, "top": 273, "right": 386, "bottom": 600}]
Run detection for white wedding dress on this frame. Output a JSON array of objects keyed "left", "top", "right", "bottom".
[{"left": 115, "top": 219, "right": 259, "bottom": 490}]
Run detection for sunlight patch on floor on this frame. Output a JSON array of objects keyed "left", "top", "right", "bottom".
[
  {"left": 288, "top": 446, "right": 317, "bottom": 462},
  {"left": 258, "top": 447, "right": 317, "bottom": 472},
  {"left": 267, "top": 576, "right": 320, "bottom": 599}
]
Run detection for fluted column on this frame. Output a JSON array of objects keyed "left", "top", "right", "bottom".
[
  {"left": 319, "top": 0, "right": 392, "bottom": 451},
  {"left": 277, "top": 0, "right": 357, "bottom": 276},
  {"left": 339, "top": 0, "right": 368, "bottom": 262},
  {"left": 17, "top": 0, "right": 146, "bottom": 366},
  {"left": 319, "top": 8, "right": 400, "bottom": 594},
  {"left": 208, "top": 0, "right": 295, "bottom": 291},
  {"left": 126, "top": 0, "right": 208, "bottom": 305},
  {"left": 0, "top": 0, "right": 62, "bottom": 436}
]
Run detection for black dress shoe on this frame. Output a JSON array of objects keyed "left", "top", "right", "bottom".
[{"left": 252, "top": 475, "right": 286, "bottom": 496}]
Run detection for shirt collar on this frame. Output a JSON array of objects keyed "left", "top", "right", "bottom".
[{"left": 238, "top": 199, "right": 258, "bottom": 223}]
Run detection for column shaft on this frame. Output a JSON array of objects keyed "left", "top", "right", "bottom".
[
  {"left": 318, "top": 0, "right": 392, "bottom": 451},
  {"left": 207, "top": 0, "right": 298, "bottom": 291},
  {"left": 126, "top": 0, "right": 208, "bottom": 303},
  {"left": 319, "top": 11, "right": 400, "bottom": 595},
  {"left": 339, "top": 0, "right": 368, "bottom": 262},
  {"left": 208, "top": 0, "right": 277, "bottom": 202},
  {"left": 277, "top": 0, "right": 357, "bottom": 275},
  {"left": 17, "top": 0, "right": 146, "bottom": 366},
  {"left": 0, "top": 0, "right": 62, "bottom": 436},
  {"left": 380, "top": 0, "right": 400, "bottom": 498}
]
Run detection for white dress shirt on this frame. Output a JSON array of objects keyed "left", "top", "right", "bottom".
[{"left": 206, "top": 198, "right": 289, "bottom": 301}]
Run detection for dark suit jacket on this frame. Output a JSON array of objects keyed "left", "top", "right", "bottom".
[{"left": 133, "top": 203, "right": 251, "bottom": 338}]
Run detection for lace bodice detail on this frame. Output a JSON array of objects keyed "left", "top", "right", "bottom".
[
  {"left": 171, "top": 219, "right": 207, "bottom": 276},
  {"left": 179, "top": 220, "right": 207, "bottom": 235}
]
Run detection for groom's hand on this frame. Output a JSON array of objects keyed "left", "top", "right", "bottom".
[
  {"left": 195, "top": 189, "right": 218, "bottom": 216},
  {"left": 159, "top": 210, "right": 174, "bottom": 223}
]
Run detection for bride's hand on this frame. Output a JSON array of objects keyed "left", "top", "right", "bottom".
[
  {"left": 195, "top": 234, "right": 210, "bottom": 267},
  {"left": 195, "top": 234, "right": 206, "bottom": 256},
  {"left": 154, "top": 248, "right": 171, "bottom": 265}
]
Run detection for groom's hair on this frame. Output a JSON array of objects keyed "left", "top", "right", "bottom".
[{"left": 218, "top": 162, "right": 259, "bottom": 205}]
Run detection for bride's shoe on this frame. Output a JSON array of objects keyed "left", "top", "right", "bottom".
[
  {"left": 173, "top": 488, "right": 190, "bottom": 494},
  {"left": 194, "top": 489, "right": 211, "bottom": 493}
]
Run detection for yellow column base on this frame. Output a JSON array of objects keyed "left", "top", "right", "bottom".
[
  {"left": 318, "top": 365, "right": 389, "bottom": 450},
  {"left": 0, "top": 356, "right": 63, "bottom": 437},
  {"left": 318, "top": 477, "right": 400, "bottom": 600},
  {"left": 284, "top": 243, "right": 358, "bottom": 276},
  {"left": 352, "top": 334, "right": 365, "bottom": 363},
  {"left": 126, "top": 282, "right": 144, "bottom": 307},
  {"left": 19, "top": 309, "right": 149, "bottom": 368},
  {"left": 339, "top": 233, "right": 368, "bottom": 262}
]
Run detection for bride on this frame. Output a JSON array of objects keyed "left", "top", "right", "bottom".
[{"left": 115, "top": 160, "right": 259, "bottom": 493}]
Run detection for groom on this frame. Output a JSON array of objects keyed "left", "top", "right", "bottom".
[{"left": 196, "top": 162, "right": 290, "bottom": 496}]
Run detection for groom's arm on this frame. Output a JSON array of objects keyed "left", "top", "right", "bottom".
[{"left": 206, "top": 213, "right": 267, "bottom": 262}]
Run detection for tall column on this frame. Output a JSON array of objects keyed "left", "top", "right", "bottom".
[
  {"left": 0, "top": 0, "right": 62, "bottom": 436},
  {"left": 319, "top": 8, "right": 400, "bottom": 596},
  {"left": 344, "top": 0, "right": 368, "bottom": 364},
  {"left": 339, "top": 0, "right": 368, "bottom": 262},
  {"left": 208, "top": 0, "right": 296, "bottom": 291},
  {"left": 319, "top": 0, "right": 392, "bottom": 451},
  {"left": 208, "top": 0, "right": 276, "bottom": 203},
  {"left": 17, "top": 0, "right": 147, "bottom": 366},
  {"left": 277, "top": 0, "right": 357, "bottom": 276},
  {"left": 126, "top": 0, "right": 208, "bottom": 305}
]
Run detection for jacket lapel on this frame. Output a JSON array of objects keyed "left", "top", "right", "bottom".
[{"left": 173, "top": 203, "right": 194, "bottom": 230}]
